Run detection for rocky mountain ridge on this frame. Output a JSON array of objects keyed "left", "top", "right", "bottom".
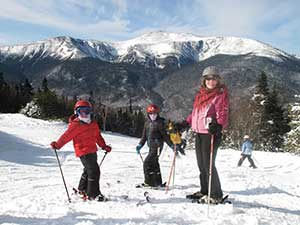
[{"left": 1, "top": 31, "right": 300, "bottom": 120}]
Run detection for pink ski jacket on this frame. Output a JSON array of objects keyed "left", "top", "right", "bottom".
[{"left": 188, "top": 86, "right": 229, "bottom": 134}]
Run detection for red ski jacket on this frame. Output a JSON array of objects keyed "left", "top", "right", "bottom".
[{"left": 55, "top": 115, "right": 106, "bottom": 157}]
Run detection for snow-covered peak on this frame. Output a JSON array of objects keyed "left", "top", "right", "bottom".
[
  {"left": 120, "top": 31, "right": 203, "bottom": 44},
  {"left": 0, "top": 36, "right": 86, "bottom": 62},
  {"left": 0, "top": 31, "right": 293, "bottom": 66},
  {"left": 198, "top": 36, "right": 291, "bottom": 61}
]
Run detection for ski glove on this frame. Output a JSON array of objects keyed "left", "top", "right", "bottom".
[
  {"left": 50, "top": 141, "right": 59, "bottom": 150},
  {"left": 208, "top": 119, "right": 222, "bottom": 135},
  {"left": 176, "top": 145, "right": 185, "bottom": 155},
  {"left": 170, "top": 144, "right": 185, "bottom": 155},
  {"left": 176, "top": 120, "right": 190, "bottom": 132},
  {"left": 103, "top": 145, "right": 112, "bottom": 153},
  {"left": 136, "top": 144, "right": 142, "bottom": 154}
]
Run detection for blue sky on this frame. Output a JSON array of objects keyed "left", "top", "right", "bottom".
[{"left": 0, "top": 0, "right": 299, "bottom": 55}]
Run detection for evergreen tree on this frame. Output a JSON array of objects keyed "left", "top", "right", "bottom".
[
  {"left": 250, "top": 71, "right": 269, "bottom": 147},
  {"left": 284, "top": 96, "right": 300, "bottom": 153},
  {"left": 251, "top": 72, "right": 290, "bottom": 151},
  {"left": 0, "top": 72, "right": 6, "bottom": 88},
  {"left": 262, "top": 85, "right": 290, "bottom": 151},
  {"left": 20, "top": 79, "right": 34, "bottom": 106},
  {"left": 257, "top": 71, "right": 269, "bottom": 97},
  {"left": 42, "top": 78, "right": 49, "bottom": 92},
  {"left": 133, "top": 109, "right": 145, "bottom": 137}
]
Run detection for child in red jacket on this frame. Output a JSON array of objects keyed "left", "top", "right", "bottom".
[{"left": 50, "top": 100, "right": 111, "bottom": 201}]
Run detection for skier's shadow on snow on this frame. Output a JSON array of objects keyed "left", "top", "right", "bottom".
[
  {"left": 0, "top": 211, "right": 193, "bottom": 225},
  {"left": 233, "top": 199, "right": 300, "bottom": 216},
  {"left": 230, "top": 185, "right": 300, "bottom": 198},
  {"left": 0, "top": 131, "right": 69, "bottom": 167},
  {"left": 231, "top": 186, "right": 300, "bottom": 216}
]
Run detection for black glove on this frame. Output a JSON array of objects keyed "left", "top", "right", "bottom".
[
  {"left": 176, "top": 145, "right": 185, "bottom": 155},
  {"left": 170, "top": 144, "right": 186, "bottom": 155},
  {"left": 208, "top": 119, "right": 222, "bottom": 135},
  {"left": 176, "top": 120, "right": 190, "bottom": 132}
]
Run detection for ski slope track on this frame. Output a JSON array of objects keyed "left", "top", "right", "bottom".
[{"left": 0, "top": 113, "right": 300, "bottom": 225}]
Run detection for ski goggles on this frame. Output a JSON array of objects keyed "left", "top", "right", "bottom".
[
  {"left": 204, "top": 74, "right": 220, "bottom": 80},
  {"left": 76, "top": 106, "right": 92, "bottom": 115}
]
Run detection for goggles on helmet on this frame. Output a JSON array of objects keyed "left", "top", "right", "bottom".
[
  {"left": 204, "top": 74, "right": 219, "bottom": 80},
  {"left": 76, "top": 106, "right": 92, "bottom": 116}
]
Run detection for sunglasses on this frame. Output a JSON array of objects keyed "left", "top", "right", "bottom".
[
  {"left": 205, "top": 75, "right": 219, "bottom": 80},
  {"left": 76, "top": 106, "right": 92, "bottom": 115}
]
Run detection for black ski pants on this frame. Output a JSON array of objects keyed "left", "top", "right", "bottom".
[
  {"left": 238, "top": 154, "right": 256, "bottom": 167},
  {"left": 78, "top": 152, "right": 100, "bottom": 198},
  {"left": 143, "top": 146, "right": 163, "bottom": 186},
  {"left": 195, "top": 133, "right": 223, "bottom": 199}
]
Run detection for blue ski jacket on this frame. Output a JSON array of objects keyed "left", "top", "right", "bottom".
[{"left": 241, "top": 140, "right": 253, "bottom": 155}]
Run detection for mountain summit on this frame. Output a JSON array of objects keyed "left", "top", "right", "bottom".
[
  {"left": 1, "top": 31, "right": 300, "bottom": 120},
  {"left": 0, "top": 31, "right": 293, "bottom": 69}
]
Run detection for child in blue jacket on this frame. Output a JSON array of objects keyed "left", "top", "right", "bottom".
[{"left": 237, "top": 135, "right": 257, "bottom": 168}]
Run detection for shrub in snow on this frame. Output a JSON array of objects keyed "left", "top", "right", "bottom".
[{"left": 20, "top": 100, "right": 42, "bottom": 118}]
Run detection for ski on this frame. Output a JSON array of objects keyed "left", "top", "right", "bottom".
[
  {"left": 220, "top": 195, "right": 232, "bottom": 204},
  {"left": 195, "top": 194, "right": 232, "bottom": 205},
  {"left": 144, "top": 191, "right": 150, "bottom": 202},
  {"left": 186, "top": 191, "right": 205, "bottom": 200},
  {"left": 72, "top": 187, "right": 109, "bottom": 202},
  {"left": 136, "top": 191, "right": 151, "bottom": 206},
  {"left": 72, "top": 187, "right": 88, "bottom": 201},
  {"left": 135, "top": 182, "right": 166, "bottom": 190}
]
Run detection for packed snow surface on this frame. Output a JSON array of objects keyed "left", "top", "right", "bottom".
[{"left": 0, "top": 113, "right": 300, "bottom": 225}]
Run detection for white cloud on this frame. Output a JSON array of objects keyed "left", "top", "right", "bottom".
[
  {"left": 0, "top": 0, "right": 299, "bottom": 53},
  {"left": 0, "top": 0, "right": 130, "bottom": 37}
]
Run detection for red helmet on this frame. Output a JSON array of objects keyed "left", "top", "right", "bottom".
[
  {"left": 74, "top": 100, "right": 92, "bottom": 110},
  {"left": 146, "top": 104, "right": 160, "bottom": 113}
]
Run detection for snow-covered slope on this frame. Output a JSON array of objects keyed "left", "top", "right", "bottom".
[
  {"left": 1, "top": 113, "right": 300, "bottom": 225},
  {"left": 0, "top": 31, "right": 292, "bottom": 67},
  {"left": 0, "top": 36, "right": 117, "bottom": 61}
]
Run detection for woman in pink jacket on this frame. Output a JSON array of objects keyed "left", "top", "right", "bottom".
[{"left": 186, "top": 66, "right": 229, "bottom": 204}]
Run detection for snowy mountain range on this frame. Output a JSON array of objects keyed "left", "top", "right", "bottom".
[
  {"left": 1, "top": 31, "right": 300, "bottom": 119},
  {"left": 0, "top": 31, "right": 294, "bottom": 69}
]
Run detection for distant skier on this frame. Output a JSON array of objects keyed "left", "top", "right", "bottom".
[
  {"left": 135, "top": 104, "right": 182, "bottom": 187},
  {"left": 237, "top": 135, "right": 257, "bottom": 168},
  {"left": 50, "top": 100, "right": 112, "bottom": 201}
]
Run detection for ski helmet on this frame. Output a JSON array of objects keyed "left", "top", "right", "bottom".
[
  {"left": 74, "top": 100, "right": 92, "bottom": 110},
  {"left": 244, "top": 135, "right": 250, "bottom": 139},
  {"left": 202, "top": 66, "right": 220, "bottom": 77},
  {"left": 146, "top": 104, "right": 160, "bottom": 114}
]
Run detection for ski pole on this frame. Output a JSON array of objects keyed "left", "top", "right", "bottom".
[
  {"left": 252, "top": 156, "right": 260, "bottom": 166},
  {"left": 171, "top": 147, "right": 176, "bottom": 196},
  {"left": 99, "top": 151, "right": 108, "bottom": 167},
  {"left": 207, "top": 134, "right": 214, "bottom": 216},
  {"left": 54, "top": 149, "right": 71, "bottom": 203},
  {"left": 139, "top": 153, "right": 144, "bottom": 163},
  {"left": 165, "top": 145, "right": 177, "bottom": 194}
]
